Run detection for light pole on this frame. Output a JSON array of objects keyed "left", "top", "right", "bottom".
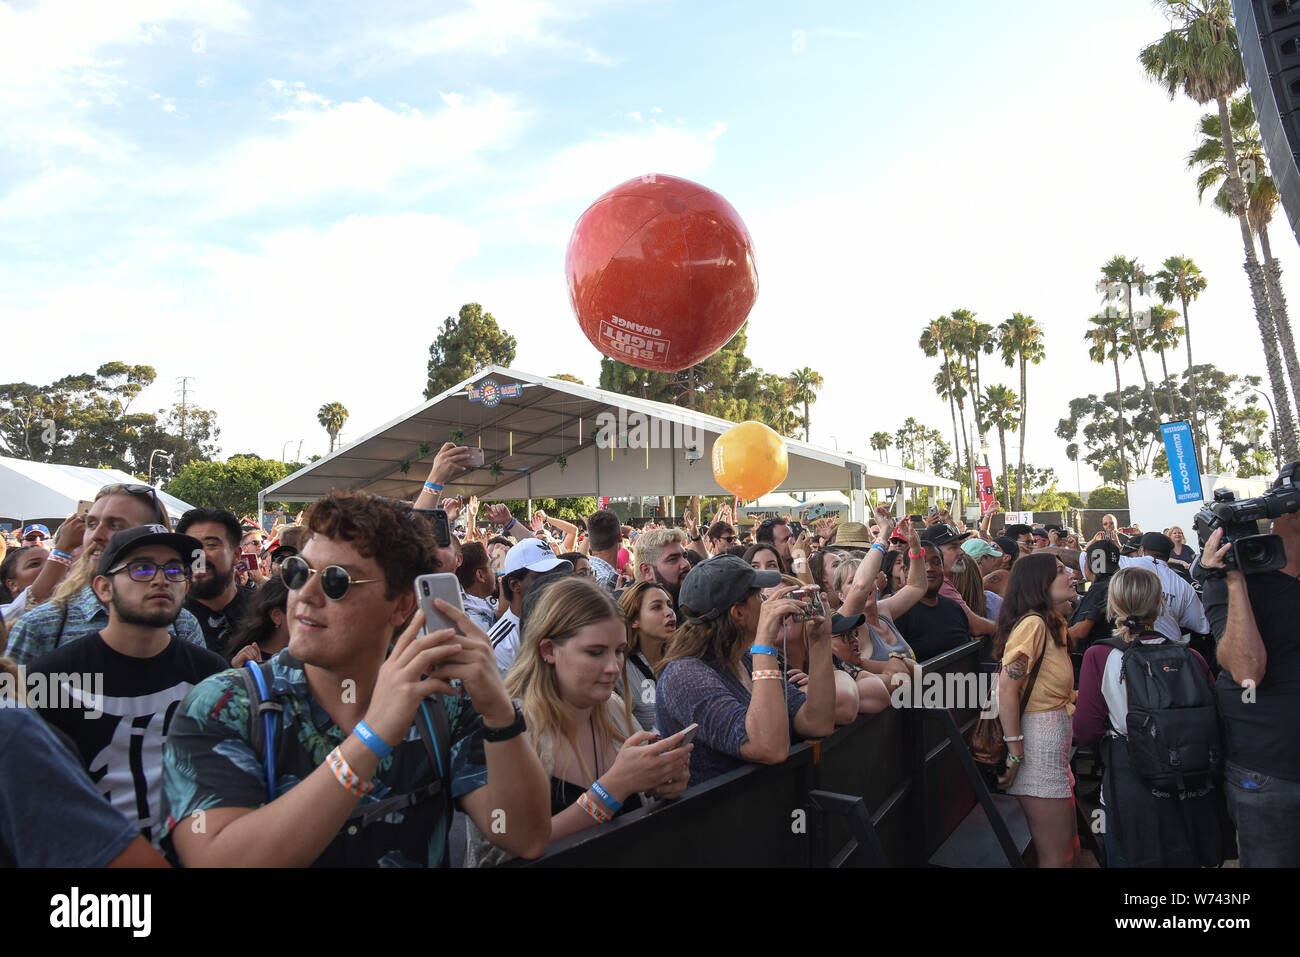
[
  {"left": 282, "top": 440, "right": 293, "bottom": 463},
  {"left": 828, "top": 435, "right": 839, "bottom": 451},
  {"left": 148, "top": 450, "right": 174, "bottom": 487},
  {"left": 1252, "top": 388, "right": 1281, "bottom": 467}
]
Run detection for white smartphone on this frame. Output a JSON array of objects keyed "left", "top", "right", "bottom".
[
  {"left": 414, "top": 573, "right": 465, "bottom": 635},
  {"left": 674, "top": 723, "right": 699, "bottom": 748}
]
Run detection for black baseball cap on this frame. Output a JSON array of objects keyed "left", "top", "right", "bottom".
[
  {"left": 832, "top": 611, "right": 865, "bottom": 634},
  {"left": 98, "top": 524, "right": 202, "bottom": 577},
  {"left": 993, "top": 535, "right": 1019, "bottom": 562},
  {"left": 1139, "top": 531, "right": 1174, "bottom": 556},
  {"left": 919, "top": 523, "right": 972, "bottom": 548},
  {"left": 679, "top": 555, "right": 782, "bottom": 623}
]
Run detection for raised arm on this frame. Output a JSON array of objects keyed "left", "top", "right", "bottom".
[
  {"left": 879, "top": 522, "right": 927, "bottom": 620},
  {"left": 1202, "top": 529, "right": 1267, "bottom": 687}
]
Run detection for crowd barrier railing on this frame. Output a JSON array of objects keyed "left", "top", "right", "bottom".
[{"left": 520, "top": 639, "right": 1019, "bottom": 867}]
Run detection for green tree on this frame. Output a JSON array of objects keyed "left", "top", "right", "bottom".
[
  {"left": 1098, "top": 254, "right": 1161, "bottom": 421},
  {"left": 1087, "top": 486, "right": 1129, "bottom": 509},
  {"left": 951, "top": 309, "right": 996, "bottom": 464},
  {"left": 166, "top": 458, "right": 307, "bottom": 516},
  {"left": 982, "top": 384, "right": 1020, "bottom": 511},
  {"left": 1154, "top": 254, "right": 1210, "bottom": 472},
  {"left": 997, "top": 312, "right": 1045, "bottom": 510},
  {"left": 1140, "top": 0, "right": 1300, "bottom": 459},
  {"left": 424, "top": 303, "right": 518, "bottom": 400},
  {"left": 1145, "top": 304, "right": 1184, "bottom": 418},
  {"left": 551, "top": 373, "right": 585, "bottom": 385},
  {"left": 317, "top": 401, "right": 349, "bottom": 453},
  {"left": 1084, "top": 312, "right": 1132, "bottom": 483},
  {"left": 789, "top": 367, "right": 824, "bottom": 442},
  {"left": 1187, "top": 93, "right": 1300, "bottom": 423},
  {"left": 870, "top": 431, "right": 892, "bottom": 463},
  {"left": 920, "top": 314, "right": 966, "bottom": 475},
  {"left": 598, "top": 323, "right": 805, "bottom": 435}
]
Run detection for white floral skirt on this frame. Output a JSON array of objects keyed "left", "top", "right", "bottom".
[{"left": 1007, "top": 707, "right": 1075, "bottom": 799}]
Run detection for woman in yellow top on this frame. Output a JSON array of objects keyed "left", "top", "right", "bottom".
[{"left": 994, "top": 552, "right": 1080, "bottom": 867}]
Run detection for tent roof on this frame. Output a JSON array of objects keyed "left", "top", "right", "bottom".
[
  {"left": 0, "top": 456, "right": 193, "bottom": 525},
  {"left": 260, "top": 366, "right": 959, "bottom": 505}
]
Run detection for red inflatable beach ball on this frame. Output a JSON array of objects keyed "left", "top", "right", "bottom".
[{"left": 565, "top": 174, "right": 759, "bottom": 373}]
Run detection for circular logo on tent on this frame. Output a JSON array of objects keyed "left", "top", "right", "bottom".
[{"left": 479, "top": 379, "right": 501, "bottom": 408}]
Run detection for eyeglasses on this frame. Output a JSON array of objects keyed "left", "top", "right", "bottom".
[
  {"left": 719, "top": 535, "right": 737, "bottom": 544},
  {"left": 108, "top": 559, "right": 190, "bottom": 583},
  {"left": 22, "top": 533, "right": 47, "bottom": 542},
  {"left": 280, "top": 555, "right": 381, "bottom": 600}
]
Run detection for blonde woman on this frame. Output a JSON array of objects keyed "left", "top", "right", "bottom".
[
  {"left": 466, "top": 576, "right": 692, "bottom": 866},
  {"left": 1072, "top": 566, "right": 1222, "bottom": 868}
]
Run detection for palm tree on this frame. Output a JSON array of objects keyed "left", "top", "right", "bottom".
[
  {"left": 951, "top": 309, "right": 996, "bottom": 465},
  {"left": 1086, "top": 313, "right": 1131, "bottom": 484},
  {"left": 997, "top": 312, "right": 1045, "bottom": 510},
  {"left": 1099, "top": 255, "right": 1161, "bottom": 421},
  {"left": 933, "top": 368, "right": 971, "bottom": 470},
  {"left": 1146, "top": 304, "right": 1184, "bottom": 418},
  {"left": 920, "top": 316, "right": 964, "bottom": 476},
  {"left": 982, "top": 384, "right": 1020, "bottom": 511},
  {"left": 870, "top": 431, "right": 892, "bottom": 463},
  {"left": 317, "top": 401, "right": 349, "bottom": 453},
  {"left": 1188, "top": 93, "right": 1300, "bottom": 419},
  {"left": 1154, "top": 254, "right": 1209, "bottom": 472},
  {"left": 1140, "top": 0, "right": 1300, "bottom": 459},
  {"left": 789, "top": 367, "right": 824, "bottom": 442}
]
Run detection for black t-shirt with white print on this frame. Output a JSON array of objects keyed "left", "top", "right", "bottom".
[{"left": 26, "top": 633, "right": 226, "bottom": 849}]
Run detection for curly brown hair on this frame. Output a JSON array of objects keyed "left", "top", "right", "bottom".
[{"left": 302, "top": 491, "right": 439, "bottom": 599}]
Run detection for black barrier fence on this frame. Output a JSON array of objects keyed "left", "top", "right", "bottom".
[{"left": 521, "top": 639, "right": 1014, "bottom": 868}]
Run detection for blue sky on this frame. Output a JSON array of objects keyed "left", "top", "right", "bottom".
[{"left": 0, "top": 0, "right": 1288, "bottom": 492}]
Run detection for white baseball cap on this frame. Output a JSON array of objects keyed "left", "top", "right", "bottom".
[{"left": 501, "top": 538, "right": 572, "bottom": 577}]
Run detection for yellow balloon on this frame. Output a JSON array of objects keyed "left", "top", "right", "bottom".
[{"left": 711, "top": 421, "right": 788, "bottom": 500}]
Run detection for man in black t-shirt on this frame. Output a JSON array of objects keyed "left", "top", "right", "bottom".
[
  {"left": 1068, "top": 540, "right": 1120, "bottom": 651},
  {"left": 894, "top": 544, "right": 972, "bottom": 662},
  {"left": 27, "top": 525, "right": 226, "bottom": 851},
  {"left": 177, "top": 507, "right": 256, "bottom": 657},
  {"left": 1200, "top": 505, "right": 1300, "bottom": 868}
]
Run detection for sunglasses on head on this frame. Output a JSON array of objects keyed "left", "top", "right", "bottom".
[
  {"left": 99, "top": 483, "right": 167, "bottom": 524},
  {"left": 108, "top": 559, "right": 190, "bottom": 583},
  {"left": 280, "top": 555, "right": 381, "bottom": 600}
]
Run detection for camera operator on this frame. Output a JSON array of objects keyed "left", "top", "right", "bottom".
[{"left": 1199, "top": 511, "right": 1300, "bottom": 867}]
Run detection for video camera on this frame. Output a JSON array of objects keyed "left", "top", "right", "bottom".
[{"left": 1192, "top": 461, "right": 1300, "bottom": 574}]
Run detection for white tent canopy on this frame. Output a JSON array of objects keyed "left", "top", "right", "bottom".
[
  {"left": 259, "top": 367, "right": 959, "bottom": 522},
  {"left": 0, "top": 456, "right": 194, "bottom": 527}
]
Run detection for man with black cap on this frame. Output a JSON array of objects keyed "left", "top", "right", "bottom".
[
  {"left": 893, "top": 543, "right": 976, "bottom": 661},
  {"left": 1118, "top": 531, "right": 1209, "bottom": 645},
  {"left": 176, "top": 507, "right": 256, "bottom": 657},
  {"left": 1067, "top": 539, "right": 1121, "bottom": 649},
  {"left": 919, "top": 524, "right": 996, "bottom": 637},
  {"left": 25, "top": 525, "right": 227, "bottom": 851},
  {"left": 654, "top": 555, "right": 836, "bottom": 785}
]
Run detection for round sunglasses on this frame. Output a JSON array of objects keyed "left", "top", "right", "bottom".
[{"left": 280, "top": 555, "right": 381, "bottom": 600}]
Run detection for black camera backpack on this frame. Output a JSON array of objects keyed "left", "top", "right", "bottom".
[
  {"left": 1102, "top": 634, "right": 1222, "bottom": 790},
  {"left": 1097, "top": 635, "right": 1223, "bottom": 793}
]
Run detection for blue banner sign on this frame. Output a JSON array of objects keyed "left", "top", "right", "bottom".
[{"left": 1160, "top": 420, "right": 1203, "bottom": 503}]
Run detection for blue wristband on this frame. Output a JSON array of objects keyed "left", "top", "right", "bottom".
[
  {"left": 424, "top": 481, "right": 443, "bottom": 494},
  {"left": 751, "top": 644, "right": 779, "bottom": 658},
  {"left": 590, "top": 779, "right": 622, "bottom": 813},
  {"left": 51, "top": 548, "right": 74, "bottom": 561},
  {"left": 870, "top": 542, "right": 886, "bottom": 554},
  {"left": 353, "top": 720, "right": 393, "bottom": 760}
]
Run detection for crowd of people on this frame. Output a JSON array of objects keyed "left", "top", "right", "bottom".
[{"left": 1, "top": 442, "right": 1296, "bottom": 871}]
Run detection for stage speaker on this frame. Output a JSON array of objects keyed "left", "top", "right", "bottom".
[{"left": 1236, "top": 0, "right": 1300, "bottom": 247}]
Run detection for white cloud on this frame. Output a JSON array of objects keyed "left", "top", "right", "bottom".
[
  {"left": 371, "top": 0, "right": 614, "bottom": 65},
  {"left": 182, "top": 87, "right": 530, "bottom": 216},
  {"left": 0, "top": 164, "right": 104, "bottom": 219},
  {"left": 440, "top": 92, "right": 465, "bottom": 109}
]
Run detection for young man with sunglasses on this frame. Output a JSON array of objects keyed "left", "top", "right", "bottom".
[
  {"left": 160, "top": 490, "right": 551, "bottom": 867},
  {"left": 25, "top": 525, "right": 227, "bottom": 852},
  {"left": 4, "top": 485, "right": 205, "bottom": 666}
]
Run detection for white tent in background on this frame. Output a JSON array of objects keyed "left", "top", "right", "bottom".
[
  {"left": 259, "top": 367, "right": 959, "bottom": 524},
  {"left": 0, "top": 456, "right": 193, "bottom": 528}
]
